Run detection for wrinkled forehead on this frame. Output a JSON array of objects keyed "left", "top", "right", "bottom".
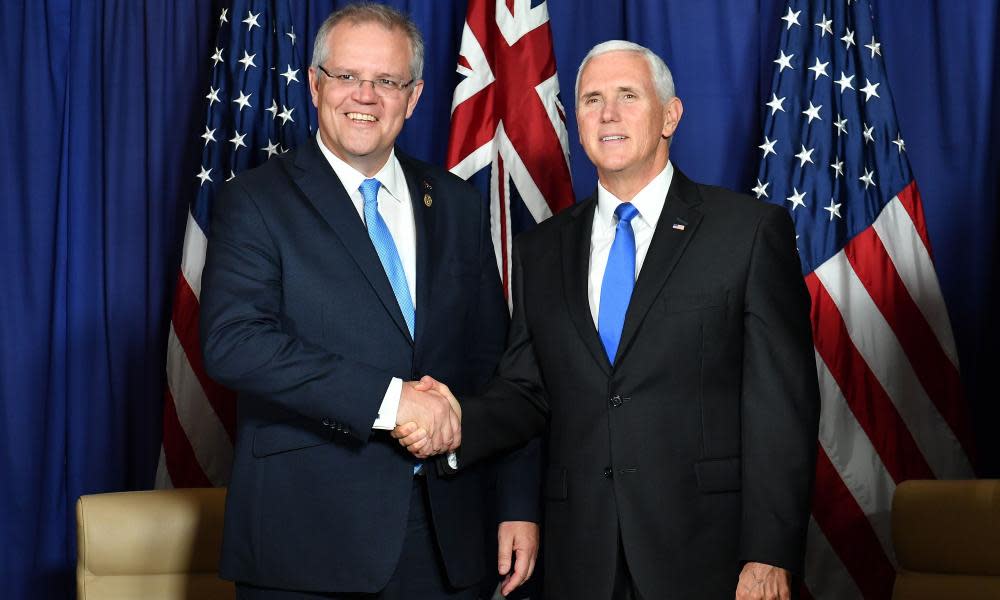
[{"left": 577, "top": 51, "right": 654, "bottom": 97}]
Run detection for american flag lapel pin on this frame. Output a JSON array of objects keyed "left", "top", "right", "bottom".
[{"left": 672, "top": 219, "right": 687, "bottom": 231}]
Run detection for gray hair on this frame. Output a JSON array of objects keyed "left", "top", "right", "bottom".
[
  {"left": 574, "top": 40, "right": 675, "bottom": 103},
  {"left": 310, "top": 2, "right": 425, "bottom": 80}
]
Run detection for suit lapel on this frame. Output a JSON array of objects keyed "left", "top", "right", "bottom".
[
  {"left": 398, "top": 153, "right": 434, "bottom": 354},
  {"left": 290, "top": 139, "right": 412, "bottom": 343},
  {"left": 614, "top": 168, "right": 703, "bottom": 364},
  {"left": 561, "top": 197, "right": 612, "bottom": 375}
]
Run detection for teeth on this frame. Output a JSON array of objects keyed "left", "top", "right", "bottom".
[
  {"left": 347, "top": 112, "right": 377, "bottom": 122},
  {"left": 601, "top": 135, "right": 626, "bottom": 141}
]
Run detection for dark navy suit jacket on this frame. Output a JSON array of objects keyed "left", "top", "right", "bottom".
[{"left": 200, "top": 138, "right": 539, "bottom": 593}]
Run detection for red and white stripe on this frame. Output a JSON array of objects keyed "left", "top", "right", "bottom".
[
  {"left": 803, "top": 181, "right": 973, "bottom": 598},
  {"left": 155, "top": 210, "right": 236, "bottom": 488}
]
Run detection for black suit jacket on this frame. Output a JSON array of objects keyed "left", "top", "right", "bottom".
[
  {"left": 200, "top": 139, "right": 539, "bottom": 593},
  {"left": 460, "top": 168, "right": 820, "bottom": 599}
]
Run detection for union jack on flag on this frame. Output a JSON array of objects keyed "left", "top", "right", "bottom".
[
  {"left": 446, "top": 0, "right": 575, "bottom": 299},
  {"left": 156, "top": 0, "right": 312, "bottom": 488},
  {"left": 755, "top": 1, "right": 974, "bottom": 597}
]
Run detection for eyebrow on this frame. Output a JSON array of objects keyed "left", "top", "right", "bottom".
[{"left": 580, "top": 85, "right": 641, "bottom": 100}]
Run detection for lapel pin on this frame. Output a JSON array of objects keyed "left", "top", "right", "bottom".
[
  {"left": 672, "top": 222, "right": 686, "bottom": 231},
  {"left": 422, "top": 180, "right": 433, "bottom": 190},
  {"left": 423, "top": 193, "right": 433, "bottom": 207}
]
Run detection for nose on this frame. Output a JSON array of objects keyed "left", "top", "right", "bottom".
[
  {"left": 352, "top": 80, "right": 378, "bottom": 103},
  {"left": 600, "top": 99, "right": 620, "bottom": 122}
]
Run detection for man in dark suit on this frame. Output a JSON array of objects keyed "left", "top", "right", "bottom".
[
  {"left": 396, "top": 40, "right": 820, "bottom": 600},
  {"left": 200, "top": 4, "right": 539, "bottom": 599}
]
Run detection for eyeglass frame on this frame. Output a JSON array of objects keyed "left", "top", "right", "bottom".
[{"left": 315, "top": 65, "right": 416, "bottom": 95}]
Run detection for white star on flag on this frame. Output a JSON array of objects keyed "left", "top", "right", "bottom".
[
  {"left": 808, "top": 57, "right": 830, "bottom": 80},
  {"left": 892, "top": 134, "right": 906, "bottom": 153},
  {"left": 836, "top": 72, "right": 854, "bottom": 93},
  {"left": 243, "top": 11, "right": 260, "bottom": 31},
  {"left": 281, "top": 66, "right": 299, "bottom": 84},
  {"left": 865, "top": 35, "right": 882, "bottom": 58},
  {"left": 752, "top": 179, "right": 770, "bottom": 199},
  {"left": 238, "top": 50, "right": 256, "bottom": 71},
  {"left": 803, "top": 101, "right": 822, "bottom": 123},
  {"left": 834, "top": 116, "right": 848, "bottom": 136},
  {"left": 197, "top": 166, "right": 212, "bottom": 185},
  {"left": 759, "top": 136, "right": 778, "bottom": 158},
  {"left": 229, "top": 131, "right": 247, "bottom": 150},
  {"left": 766, "top": 94, "right": 786, "bottom": 115},
  {"left": 815, "top": 14, "right": 833, "bottom": 37},
  {"left": 774, "top": 49, "right": 794, "bottom": 72},
  {"left": 786, "top": 187, "right": 807, "bottom": 210},
  {"left": 201, "top": 126, "right": 217, "bottom": 146},
  {"left": 861, "top": 78, "right": 881, "bottom": 101},
  {"left": 824, "top": 199, "right": 842, "bottom": 220},
  {"left": 795, "top": 144, "right": 815, "bottom": 167},
  {"left": 859, "top": 167, "right": 875, "bottom": 189},
  {"left": 830, "top": 158, "right": 844, "bottom": 177},
  {"left": 841, "top": 28, "right": 855, "bottom": 49},
  {"left": 232, "top": 90, "right": 252, "bottom": 111},
  {"left": 781, "top": 7, "right": 801, "bottom": 30}
]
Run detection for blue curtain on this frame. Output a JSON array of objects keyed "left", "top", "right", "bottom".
[{"left": 1, "top": 1, "right": 997, "bottom": 598}]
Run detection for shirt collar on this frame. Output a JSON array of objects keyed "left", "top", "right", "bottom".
[
  {"left": 595, "top": 161, "right": 674, "bottom": 230},
  {"left": 315, "top": 132, "right": 405, "bottom": 203}
]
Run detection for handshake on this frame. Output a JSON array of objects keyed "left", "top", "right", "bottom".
[{"left": 391, "top": 376, "right": 459, "bottom": 459}]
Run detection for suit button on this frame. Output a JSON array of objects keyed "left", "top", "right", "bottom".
[
  {"left": 603, "top": 467, "right": 613, "bottom": 479},
  {"left": 609, "top": 395, "right": 623, "bottom": 408}
]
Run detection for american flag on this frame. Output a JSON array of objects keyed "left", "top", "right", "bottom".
[
  {"left": 446, "top": 0, "right": 574, "bottom": 300},
  {"left": 755, "top": 1, "right": 974, "bottom": 597},
  {"left": 155, "top": 0, "right": 312, "bottom": 488}
]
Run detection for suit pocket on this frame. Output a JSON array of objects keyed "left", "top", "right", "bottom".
[
  {"left": 252, "top": 419, "right": 333, "bottom": 458},
  {"left": 659, "top": 291, "right": 726, "bottom": 314},
  {"left": 694, "top": 456, "right": 741, "bottom": 493},
  {"left": 543, "top": 466, "right": 568, "bottom": 501}
]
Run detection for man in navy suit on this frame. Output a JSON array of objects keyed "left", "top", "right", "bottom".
[{"left": 200, "top": 4, "right": 539, "bottom": 598}]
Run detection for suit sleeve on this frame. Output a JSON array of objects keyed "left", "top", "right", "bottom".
[
  {"left": 466, "top": 188, "right": 542, "bottom": 524},
  {"left": 199, "top": 178, "right": 392, "bottom": 439},
  {"left": 459, "top": 241, "right": 550, "bottom": 469},
  {"left": 739, "top": 205, "right": 821, "bottom": 575}
]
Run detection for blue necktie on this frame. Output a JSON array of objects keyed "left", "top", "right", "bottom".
[
  {"left": 598, "top": 202, "right": 640, "bottom": 364},
  {"left": 360, "top": 178, "right": 415, "bottom": 338}
]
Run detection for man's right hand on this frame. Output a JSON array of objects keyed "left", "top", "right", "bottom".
[{"left": 395, "top": 377, "right": 460, "bottom": 458}]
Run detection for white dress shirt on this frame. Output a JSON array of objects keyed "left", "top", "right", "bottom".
[
  {"left": 588, "top": 161, "right": 674, "bottom": 325},
  {"left": 316, "top": 133, "right": 414, "bottom": 430}
]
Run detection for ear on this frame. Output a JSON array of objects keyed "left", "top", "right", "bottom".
[
  {"left": 404, "top": 80, "right": 424, "bottom": 119},
  {"left": 308, "top": 67, "right": 321, "bottom": 109},
  {"left": 662, "top": 96, "right": 683, "bottom": 138}
]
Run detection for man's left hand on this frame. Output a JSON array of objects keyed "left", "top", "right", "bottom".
[
  {"left": 735, "top": 562, "right": 790, "bottom": 600},
  {"left": 497, "top": 520, "right": 539, "bottom": 597}
]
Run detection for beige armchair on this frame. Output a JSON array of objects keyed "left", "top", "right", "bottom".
[
  {"left": 76, "top": 487, "right": 234, "bottom": 600},
  {"left": 892, "top": 479, "right": 1000, "bottom": 599}
]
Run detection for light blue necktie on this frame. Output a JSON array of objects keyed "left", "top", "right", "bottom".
[
  {"left": 360, "top": 179, "right": 421, "bottom": 475},
  {"left": 598, "top": 202, "right": 640, "bottom": 364},
  {"left": 360, "top": 178, "right": 415, "bottom": 338}
]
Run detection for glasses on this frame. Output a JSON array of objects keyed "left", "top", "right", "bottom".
[{"left": 316, "top": 65, "right": 414, "bottom": 96}]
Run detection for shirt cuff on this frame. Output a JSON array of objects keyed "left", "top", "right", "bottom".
[{"left": 372, "top": 377, "right": 402, "bottom": 430}]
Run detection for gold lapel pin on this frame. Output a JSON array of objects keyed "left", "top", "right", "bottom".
[{"left": 423, "top": 193, "right": 433, "bottom": 207}]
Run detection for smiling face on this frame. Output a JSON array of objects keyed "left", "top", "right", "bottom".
[
  {"left": 576, "top": 50, "right": 682, "bottom": 198},
  {"left": 308, "top": 20, "right": 423, "bottom": 176}
]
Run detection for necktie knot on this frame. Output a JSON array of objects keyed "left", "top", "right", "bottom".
[
  {"left": 615, "top": 202, "right": 640, "bottom": 226},
  {"left": 359, "top": 178, "right": 382, "bottom": 208}
]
